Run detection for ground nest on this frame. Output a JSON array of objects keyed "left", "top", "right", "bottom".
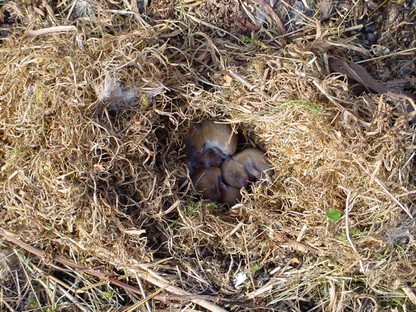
[{"left": 1, "top": 1, "right": 416, "bottom": 311}]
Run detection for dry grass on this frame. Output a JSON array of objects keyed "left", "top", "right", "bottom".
[{"left": 1, "top": 1, "right": 415, "bottom": 311}]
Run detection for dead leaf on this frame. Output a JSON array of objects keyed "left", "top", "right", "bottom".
[
  {"left": 329, "top": 56, "right": 416, "bottom": 119},
  {"left": 328, "top": 57, "right": 388, "bottom": 94}
]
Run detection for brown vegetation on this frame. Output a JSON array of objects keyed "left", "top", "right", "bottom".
[{"left": 1, "top": 1, "right": 415, "bottom": 311}]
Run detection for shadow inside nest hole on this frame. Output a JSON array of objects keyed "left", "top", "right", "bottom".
[{"left": 84, "top": 108, "right": 181, "bottom": 256}]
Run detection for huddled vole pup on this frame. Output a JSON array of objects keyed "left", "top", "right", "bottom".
[{"left": 186, "top": 120, "right": 272, "bottom": 206}]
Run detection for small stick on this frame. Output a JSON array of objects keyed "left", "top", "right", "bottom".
[
  {"left": 344, "top": 191, "right": 366, "bottom": 273},
  {"left": 227, "top": 69, "right": 256, "bottom": 91},
  {"left": 24, "top": 26, "right": 77, "bottom": 38},
  {"left": 227, "top": 69, "right": 270, "bottom": 100}
]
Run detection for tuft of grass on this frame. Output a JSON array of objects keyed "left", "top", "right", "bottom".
[
  {"left": 239, "top": 35, "right": 268, "bottom": 49},
  {"left": 277, "top": 100, "right": 322, "bottom": 114},
  {"left": 336, "top": 228, "right": 366, "bottom": 241}
]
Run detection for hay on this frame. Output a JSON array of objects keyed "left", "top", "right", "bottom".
[{"left": 1, "top": 1, "right": 416, "bottom": 311}]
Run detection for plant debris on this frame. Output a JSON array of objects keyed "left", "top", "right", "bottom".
[{"left": 0, "top": 1, "right": 415, "bottom": 311}]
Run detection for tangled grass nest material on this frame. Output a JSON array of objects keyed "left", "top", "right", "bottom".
[{"left": 1, "top": 1, "right": 416, "bottom": 311}]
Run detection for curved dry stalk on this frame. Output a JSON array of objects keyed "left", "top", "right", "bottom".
[{"left": 0, "top": 228, "right": 228, "bottom": 312}]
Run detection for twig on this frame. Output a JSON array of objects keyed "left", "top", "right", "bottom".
[
  {"left": 134, "top": 273, "right": 152, "bottom": 312},
  {"left": 24, "top": 26, "right": 77, "bottom": 38},
  {"left": 227, "top": 69, "right": 270, "bottom": 101},
  {"left": 344, "top": 191, "right": 366, "bottom": 274},
  {"left": 356, "top": 47, "right": 416, "bottom": 64},
  {"left": 123, "top": 285, "right": 167, "bottom": 312},
  {"left": 228, "top": 69, "right": 256, "bottom": 91}
]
